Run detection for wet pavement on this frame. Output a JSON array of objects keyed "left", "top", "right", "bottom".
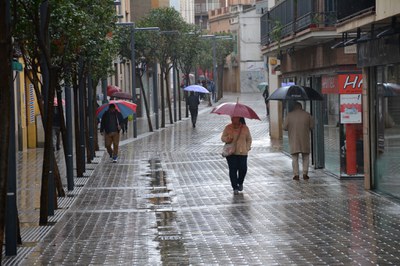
[{"left": 3, "top": 92, "right": 400, "bottom": 265}]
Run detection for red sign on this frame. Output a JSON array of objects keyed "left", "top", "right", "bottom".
[
  {"left": 321, "top": 76, "right": 338, "bottom": 94},
  {"left": 338, "top": 74, "right": 363, "bottom": 94}
]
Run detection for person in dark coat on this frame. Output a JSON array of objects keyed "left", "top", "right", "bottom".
[
  {"left": 283, "top": 102, "right": 314, "bottom": 180},
  {"left": 100, "top": 104, "right": 123, "bottom": 163},
  {"left": 262, "top": 86, "right": 270, "bottom": 116},
  {"left": 187, "top": 91, "right": 200, "bottom": 128}
]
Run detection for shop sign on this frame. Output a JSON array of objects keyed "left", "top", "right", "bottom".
[
  {"left": 321, "top": 76, "right": 337, "bottom": 94},
  {"left": 340, "top": 94, "right": 362, "bottom": 124},
  {"left": 338, "top": 74, "right": 363, "bottom": 94}
]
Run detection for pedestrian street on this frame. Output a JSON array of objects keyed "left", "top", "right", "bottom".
[{"left": 3, "top": 92, "right": 400, "bottom": 265}]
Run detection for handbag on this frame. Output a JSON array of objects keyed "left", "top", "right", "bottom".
[
  {"left": 221, "top": 126, "right": 242, "bottom": 157},
  {"left": 222, "top": 143, "right": 235, "bottom": 157}
]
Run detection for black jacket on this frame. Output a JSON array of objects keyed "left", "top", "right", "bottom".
[{"left": 100, "top": 110, "right": 123, "bottom": 134}]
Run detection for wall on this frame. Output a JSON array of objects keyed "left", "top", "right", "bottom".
[
  {"left": 239, "top": 8, "right": 264, "bottom": 92},
  {"left": 281, "top": 43, "right": 357, "bottom": 74},
  {"left": 240, "top": 62, "right": 265, "bottom": 92},
  {"left": 376, "top": 0, "right": 400, "bottom": 21}
]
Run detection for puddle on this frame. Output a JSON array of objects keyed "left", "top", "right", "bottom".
[{"left": 145, "top": 158, "right": 189, "bottom": 265}]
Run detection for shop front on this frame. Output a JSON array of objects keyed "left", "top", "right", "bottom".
[
  {"left": 322, "top": 73, "right": 364, "bottom": 178},
  {"left": 358, "top": 33, "right": 400, "bottom": 198}
]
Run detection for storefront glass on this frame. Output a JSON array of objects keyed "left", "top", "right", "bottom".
[
  {"left": 323, "top": 94, "right": 340, "bottom": 174},
  {"left": 374, "top": 64, "right": 400, "bottom": 198}
]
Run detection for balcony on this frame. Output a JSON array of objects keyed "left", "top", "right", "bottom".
[
  {"left": 261, "top": 0, "right": 338, "bottom": 51},
  {"left": 336, "top": 0, "right": 375, "bottom": 23}
]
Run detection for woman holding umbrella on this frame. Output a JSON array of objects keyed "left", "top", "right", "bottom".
[{"left": 221, "top": 117, "right": 252, "bottom": 195}]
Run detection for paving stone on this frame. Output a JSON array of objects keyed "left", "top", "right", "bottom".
[{"left": 3, "top": 93, "right": 400, "bottom": 265}]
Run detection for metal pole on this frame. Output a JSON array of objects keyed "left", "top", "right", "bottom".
[
  {"left": 212, "top": 36, "right": 217, "bottom": 102},
  {"left": 78, "top": 59, "right": 86, "bottom": 173},
  {"left": 173, "top": 64, "right": 177, "bottom": 122},
  {"left": 87, "top": 73, "right": 94, "bottom": 161},
  {"left": 131, "top": 26, "right": 137, "bottom": 138},
  {"left": 65, "top": 70, "right": 74, "bottom": 191},
  {"left": 153, "top": 62, "right": 159, "bottom": 129}
]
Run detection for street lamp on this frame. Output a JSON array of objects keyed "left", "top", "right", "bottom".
[{"left": 116, "top": 22, "right": 159, "bottom": 137}]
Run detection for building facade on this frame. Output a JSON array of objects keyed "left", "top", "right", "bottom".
[
  {"left": 260, "top": 0, "right": 363, "bottom": 179},
  {"left": 209, "top": 4, "right": 264, "bottom": 93},
  {"left": 260, "top": 0, "right": 400, "bottom": 200},
  {"left": 334, "top": 0, "right": 400, "bottom": 198}
]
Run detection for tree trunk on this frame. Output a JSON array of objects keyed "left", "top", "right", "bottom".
[
  {"left": 0, "top": 0, "right": 12, "bottom": 257},
  {"left": 139, "top": 74, "right": 153, "bottom": 132},
  {"left": 39, "top": 67, "right": 58, "bottom": 225},
  {"left": 217, "top": 64, "right": 224, "bottom": 100}
]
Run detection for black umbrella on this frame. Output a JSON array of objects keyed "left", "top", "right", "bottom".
[{"left": 267, "top": 85, "right": 323, "bottom": 101}]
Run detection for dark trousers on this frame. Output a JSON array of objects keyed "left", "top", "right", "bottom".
[
  {"left": 189, "top": 108, "right": 198, "bottom": 126},
  {"left": 226, "top": 155, "right": 248, "bottom": 190}
]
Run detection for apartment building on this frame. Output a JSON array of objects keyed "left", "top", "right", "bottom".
[{"left": 261, "top": 0, "right": 400, "bottom": 200}]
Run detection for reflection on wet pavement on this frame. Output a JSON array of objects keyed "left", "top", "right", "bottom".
[{"left": 4, "top": 93, "right": 400, "bottom": 265}]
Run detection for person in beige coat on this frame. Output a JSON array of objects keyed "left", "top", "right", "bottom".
[
  {"left": 283, "top": 102, "right": 314, "bottom": 180},
  {"left": 221, "top": 117, "right": 252, "bottom": 194}
]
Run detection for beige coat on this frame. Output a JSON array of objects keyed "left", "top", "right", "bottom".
[
  {"left": 221, "top": 124, "right": 252, "bottom": 155},
  {"left": 283, "top": 109, "right": 314, "bottom": 154}
]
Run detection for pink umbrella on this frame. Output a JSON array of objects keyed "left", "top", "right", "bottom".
[
  {"left": 211, "top": 100, "right": 261, "bottom": 120},
  {"left": 111, "top": 91, "right": 134, "bottom": 100},
  {"left": 107, "top": 85, "right": 121, "bottom": 97}
]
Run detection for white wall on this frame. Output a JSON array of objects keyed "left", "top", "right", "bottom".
[{"left": 239, "top": 8, "right": 265, "bottom": 92}]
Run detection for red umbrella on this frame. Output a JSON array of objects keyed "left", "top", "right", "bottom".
[
  {"left": 211, "top": 101, "right": 261, "bottom": 120},
  {"left": 111, "top": 91, "right": 134, "bottom": 100},
  {"left": 107, "top": 85, "right": 121, "bottom": 97}
]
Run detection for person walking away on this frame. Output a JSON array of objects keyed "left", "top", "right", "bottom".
[
  {"left": 262, "top": 86, "right": 270, "bottom": 116},
  {"left": 53, "top": 106, "right": 61, "bottom": 150},
  {"left": 100, "top": 104, "right": 123, "bottom": 163},
  {"left": 209, "top": 80, "right": 216, "bottom": 102},
  {"left": 283, "top": 102, "right": 314, "bottom": 180},
  {"left": 187, "top": 91, "right": 200, "bottom": 128},
  {"left": 121, "top": 117, "right": 128, "bottom": 134},
  {"left": 221, "top": 117, "right": 252, "bottom": 195}
]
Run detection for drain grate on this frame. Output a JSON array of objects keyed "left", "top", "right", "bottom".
[
  {"left": 83, "top": 169, "right": 94, "bottom": 177},
  {"left": 74, "top": 178, "right": 89, "bottom": 186},
  {"left": 58, "top": 195, "right": 76, "bottom": 208},
  {"left": 48, "top": 210, "right": 67, "bottom": 223},
  {"left": 20, "top": 226, "right": 53, "bottom": 242},
  {"left": 2, "top": 247, "right": 35, "bottom": 266}
]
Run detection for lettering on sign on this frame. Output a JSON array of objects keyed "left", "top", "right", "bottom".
[{"left": 338, "top": 74, "right": 363, "bottom": 94}]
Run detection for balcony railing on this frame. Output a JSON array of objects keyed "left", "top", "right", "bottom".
[
  {"left": 336, "top": 0, "right": 375, "bottom": 22},
  {"left": 260, "top": 0, "right": 337, "bottom": 47}
]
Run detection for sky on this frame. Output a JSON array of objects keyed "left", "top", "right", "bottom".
[{"left": 170, "top": 0, "right": 180, "bottom": 10}]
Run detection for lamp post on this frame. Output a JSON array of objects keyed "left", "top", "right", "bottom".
[{"left": 116, "top": 22, "right": 159, "bottom": 138}]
